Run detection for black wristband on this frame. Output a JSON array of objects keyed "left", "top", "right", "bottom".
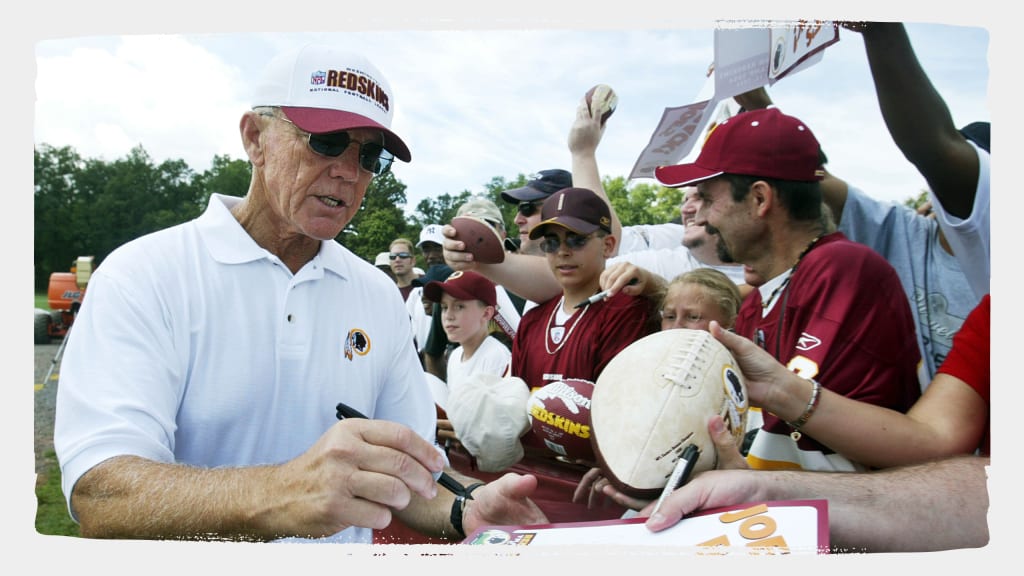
[{"left": 449, "top": 482, "right": 485, "bottom": 538}]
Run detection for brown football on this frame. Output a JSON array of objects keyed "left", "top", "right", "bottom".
[
  {"left": 450, "top": 216, "right": 505, "bottom": 264},
  {"left": 585, "top": 84, "right": 617, "bottom": 127},
  {"left": 525, "top": 378, "right": 595, "bottom": 463}
]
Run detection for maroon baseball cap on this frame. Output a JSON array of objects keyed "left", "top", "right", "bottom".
[
  {"left": 654, "top": 108, "right": 824, "bottom": 188},
  {"left": 528, "top": 187, "right": 612, "bottom": 239},
  {"left": 423, "top": 270, "right": 497, "bottom": 307}
]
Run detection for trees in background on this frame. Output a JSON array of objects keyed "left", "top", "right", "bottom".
[{"left": 34, "top": 144, "right": 685, "bottom": 291}]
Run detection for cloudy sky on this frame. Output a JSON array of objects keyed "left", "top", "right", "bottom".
[{"left": 29, "top": 13, "right": 992, "bottom": 214}]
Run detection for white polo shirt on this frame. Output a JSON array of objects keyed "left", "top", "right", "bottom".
[{"left": 54, "top": 194, "right": 438, "bottom": 544}]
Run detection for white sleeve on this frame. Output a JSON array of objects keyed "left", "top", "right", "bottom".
[{"left": 928, "top": 141, "right": 990, "bottom": 298}]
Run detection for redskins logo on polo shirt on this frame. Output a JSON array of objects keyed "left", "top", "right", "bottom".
[{"left": 344, "top": 328, "right": 371, "bottom": 360}]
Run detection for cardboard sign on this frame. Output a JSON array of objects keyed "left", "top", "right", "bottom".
[
  {"left": 464, "top": 499, "right": 829, "bottom": 554},
  {"left": 629, "top": 22, "right": 839, "bottom": 181},
  {"left": 769, "top": 21, "right": 840, "bottom": 81},
  {"left": 628, "top": 99, "right": 717, "bottom": 180}
]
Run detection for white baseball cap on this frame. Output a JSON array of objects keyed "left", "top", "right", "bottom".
[
  {"left": 446, "top": 373, "right": 530, "bottom": 472},
  {"left": 251, "top": 43, "right": 411, "bottom": 162},
  {"left": 373, "top": 252, "right": 390, "bottom": 267},
  {"left": 416, "top": 224, "right": 445, "bottom": 248}
]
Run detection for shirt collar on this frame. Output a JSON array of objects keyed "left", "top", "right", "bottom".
[{"left": 197, "top": 193, "right": 351, "bottom": 279}]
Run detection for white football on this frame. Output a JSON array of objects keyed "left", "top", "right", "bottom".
[{"left": 590, "top": 329, "right": 749, "bottom": 499}]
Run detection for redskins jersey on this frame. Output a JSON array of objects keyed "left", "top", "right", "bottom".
[
  {"left": 737, "top": 232, "right": 922, "bottom": 471},
  {"left": 509, "top": 289, "right": 658, "bottom": 523}
]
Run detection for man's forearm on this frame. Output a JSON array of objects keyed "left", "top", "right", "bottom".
[
  {"left": 475, "top": 253, "right": 561, "bottom": 304},
  {"left": 784, "top": 456, "right": 990, "bottom": 553},
  {"left": 71, "top": 455, "right": 288, "bottom": 541}
]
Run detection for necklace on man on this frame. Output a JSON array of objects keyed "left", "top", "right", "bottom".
[
  {"left": 761, "top": 233, "right": 825, "bottom": 310},
  {"left": 546, "top": 296, "right": 589, "bottom": 355}
]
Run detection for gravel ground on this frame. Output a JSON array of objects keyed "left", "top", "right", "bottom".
[{"left": 34, "top": 342, "right": 61, "bottom": 475}]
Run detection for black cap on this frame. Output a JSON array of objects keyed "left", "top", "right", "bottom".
[
  {"left": 959, "top": 121, "right": 990, "bottom": 153},
  {"left": 500, "top": 169, "right": 573, "bottom": 204},
  {"left": 411, "top": 264, "right": 454, "bottom": 287}
]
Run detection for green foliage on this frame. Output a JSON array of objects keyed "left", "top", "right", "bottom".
[
  {"left": 34, "top": 144, "right": 215, "bottom": 290},
  {"left": 904, "top": 189, "right": 930, "bottom": 211},
  {"left": 194, "top": 154, "right": 253, "bottom": 205},
  {"left": 337, "top": 171, "right": 411, "bottom": 261},
  {"left": 605, "top": 177, "right": 683, "bottom": 226},
  {"left": 36, "top": 141, "right": 930, "bottom": 292}
]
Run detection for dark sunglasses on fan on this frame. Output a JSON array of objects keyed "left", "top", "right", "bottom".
[
  {"left": 539, "top": 232, "right": 594, "bottom": 254},
  {"left": 517, "top": 201, "right": 542, "bottom": 217},
  {"left": 389, "top": 252, "right": 412, "bottom": 260}
]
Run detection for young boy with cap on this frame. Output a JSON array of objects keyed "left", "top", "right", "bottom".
[
  {"left": 423, "top": 271, "right": 524, "bottom": 491},
  {"left": 505, "top": 186, "right": 660, "bottom": 524},
  {"left": 424, "top": 270, "right": 512, "bottom": 394}
]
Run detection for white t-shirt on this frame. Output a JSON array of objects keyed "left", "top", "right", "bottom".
[
  {"left": 407, "top": 284, "right": 432, "bottom": 351},
  {"left": 929, "top": 141, "right": 990, "bottom": 300},
  {"left": 609, "top": 245, "right": 746, "bottom": 286},
  {"left": 446, "top": 335, "right": 512, "bottom": 393},
  {"left": 54, "top": 194, "right": 438, "bottom": 544},
  {"left": 619, "top": 222, "right": 686, "bottom": 254}
]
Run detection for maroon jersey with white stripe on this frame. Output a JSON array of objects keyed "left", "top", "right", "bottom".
[
  {"left": 507, "top": 289, "right": 657, "bottom": 523},
  {"left": 512, "top": 290, "right": 657, "bottom": 393},
  {"left": 737, "top": 232, "right": 922, "bottom": 466}
]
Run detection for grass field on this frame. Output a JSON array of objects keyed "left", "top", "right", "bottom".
[{"left": 36, "top": 453, "right": 79, "bottom": 537}]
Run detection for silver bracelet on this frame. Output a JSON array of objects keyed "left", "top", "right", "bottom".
[{"left": 787, "top": 378, "right": 821, "bottom": 438}]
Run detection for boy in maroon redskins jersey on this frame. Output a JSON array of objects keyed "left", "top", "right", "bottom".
[
  {"left": 506, "top": 186, "right": 659, "bottom": 523},
  {"left": 655, "top": 107, "right": 922, "bottom": 473}
]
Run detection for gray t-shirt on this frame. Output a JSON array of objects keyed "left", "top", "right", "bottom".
[{"left": 839, "top": 185, "right": 981, "bottom": 390}]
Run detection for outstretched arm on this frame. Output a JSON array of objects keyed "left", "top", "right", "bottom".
[
  {"left": 645, "top": 454, "right": 990, "bottom": 553},
  {"left": 569, "top": 89, "right": 623, "bottom": 254},
  {"left": 708, "top": 321, "right": 987, "bottom": 468},
  {"left": 851, "top": 22, "right": 980, "bottom": 218},
  {"left": 70, "top": 418, "right": 447, "bottom": 540}
]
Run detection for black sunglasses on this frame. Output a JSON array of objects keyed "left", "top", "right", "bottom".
[
  {"left": 389, "top": 252, "right": 412, "bottom": 260},
  {"left": 517, "top": 201, "right": 541, "bottom": 217},
  {"left": 539, "top": 232, "right": 593, "bottom": 254},
  {"left": 262, "top": 113, "right": 394, "bottom": 176}
]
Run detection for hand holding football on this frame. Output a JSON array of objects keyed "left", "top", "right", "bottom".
[
  {"left": 589, "top": 329, "right": 750, "bottom": 499},
  {"left": 450, "top": 215, "right": 505, "bottom": 264},
  {"left": 585, "top": 84, "right": 617, "bottom": 127}
]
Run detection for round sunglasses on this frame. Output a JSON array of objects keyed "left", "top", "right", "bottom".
[{"left": 538, "top": 232, "right": 595, "bottom": 254}]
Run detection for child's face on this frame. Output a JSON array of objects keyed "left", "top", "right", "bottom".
[
  {"left": 439, "top": 292, "right": 491, "bottom": 344},
  {"left": 539, "top": 228, "right": 609, "bottom": 291},
  {"left": 660, "top": 282, "right": 730, "bottom": 332}
]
